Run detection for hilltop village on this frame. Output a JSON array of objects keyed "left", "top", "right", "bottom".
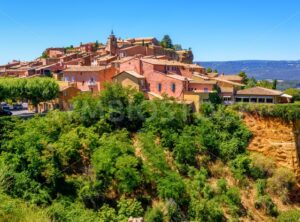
[
  {"left": 1, "top": 33, "right": 300, "bottom": 222},
  {"left": 0, "top": 32, "right": 293, "bottom": 113}
]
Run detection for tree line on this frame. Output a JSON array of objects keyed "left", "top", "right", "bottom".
[{"left": 0, "top": 77, "right": 59, "bottom": 110}]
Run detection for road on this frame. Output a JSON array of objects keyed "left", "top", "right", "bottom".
[{"left": 12, "top": 110, "right": 36, "bottom": 118}]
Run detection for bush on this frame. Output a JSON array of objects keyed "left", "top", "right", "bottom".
[
  {"left": 216, "top": 179, "right": 228, "bottom": 195},
  {"left": 256, "top": 179, "right": 267, "bottom": 197},
  {"left": 0, "top": 192, "right": 49, "bottom": 222},
  {"left": 188, "top": 199, "right": 224, "bottom": 222},
  {"left": 98, "top": 204, "right": 117, "bottom": 222},
  {"left": 230, "top": 154, "right": 252, "bottom": 180},
  {"left": 267, "top": 167, "right": 295, "bottom": 203},
  {"left": 277, "top": 209, "right": 300, "bottom": 222},
  {"left": 117, "top": 197, "right": 144, "bottom": 222},
  {"left": 47, "top": 199, "right": 99, "bottom": 222},
  {"left": 250, "top": 153, "right": 275, "bottom": 179},
  {"left": 231, "top": 103, "right": 300, "bottom": 121},
  {"left": 254, "top": 195, "right": 278, "bottom": 217},
  {"left": 144, "top": 206, "right": 164, "bottom": 222},
  {"left": 157, "top": 172, "right": 186, "bottom": 203}
]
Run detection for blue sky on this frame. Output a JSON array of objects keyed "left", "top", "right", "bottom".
[{"left": 0, "top": 0, "right": 299, "bottom": 64}]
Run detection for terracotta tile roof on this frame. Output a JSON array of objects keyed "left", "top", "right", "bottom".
[
  {"left": 96, "top": 55, "right": 117, "bottom": 62},
  {"left": 190, "top": 79, "right": 217, "bottom": 84},
  {"left": 126, "top": 71, "right": 145, "bottom": 79},
  {"left": 147, "top": 91, "right": 163, "bottom": 99},
  {"left": 218, "top": 74, "right": 243, "bottom": 81},
  {"left": 119, "top": 45, "right": 141, "bottom": 51},
  {"left": 236, "top": 87, "right": 283, "bottom": 96},
  {"left": 207, "top": 72, "right": 219, "bottom": 78},
  {"left": 193, "top": 73, "right": 210, "bottom": 80},
  {"left": 166, "top": 74, "right": 191, "bottom": 81},
  {"left": 214, "top": 78, "right": 245, "bottom": 86},
  {"left": 64, "top": 66, "right": 108, "bottom": 72},
  {"left": 141, "top": 58, "right": 183, "bottom": 66},
  {"left": 113, "top": 71, "right": 145, "bottom": 79},
  {"left": 113, "top": 56, "right": 135, "bottom": 64},
  {"left": 127, "top": 37, "right": 156, "bottom": 42},
  {"left": 220, "top": 87, "right": 234, "bottom": 93},
  {"left": 185, "top": 64, "right": 204, "bottom": 69}
]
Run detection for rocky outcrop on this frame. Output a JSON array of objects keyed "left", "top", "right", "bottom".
[{"left": 242, "top": 113, "right": 300, "bottom": 179}]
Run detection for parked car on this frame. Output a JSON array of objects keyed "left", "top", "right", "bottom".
[
  {"left": 22, "top": 102, "right": 28, "bottom": 109},
  {"left": 0, "top": 109, "right": 12, "bottom": 116},
  {"left": 1, "top": 104, "right": 10, "bottom": 111},
  {"left": 13, "top": 103, "right": 23, "bottom": 110}
]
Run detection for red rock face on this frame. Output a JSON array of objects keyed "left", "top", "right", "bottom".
[{"left": 242, "top": 113, "right": 300, "bottom": 179}]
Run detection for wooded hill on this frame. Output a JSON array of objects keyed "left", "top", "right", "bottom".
[{"left": 0, "top": 83, "right": 300, "bottom": 222}]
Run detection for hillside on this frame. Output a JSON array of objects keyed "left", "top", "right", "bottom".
[
  {"left": 1, "top": 84, "right": 300, "bottom": 221},
  {"left": 197, "top": 60, "right": 300, "bottom": 81}
]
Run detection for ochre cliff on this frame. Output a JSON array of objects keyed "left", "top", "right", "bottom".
[{"left": 242, "top": 113, "right": 300, "bottom": 179}]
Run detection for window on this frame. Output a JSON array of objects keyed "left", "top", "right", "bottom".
[
  {"left": 243, "top": 98, "right": 250, "bottom": 103},
  {"left": 171, "top": 83, "right": 176, "bottom": 92},
  {"left": 65, "top": 76, "right": 69, "bottom": 82},
  {"left": 157, "top": 83, "right": 162, "bottom": 92},
  {"left": 266, "top": 98, "right": 273, "bottom": 103},
  {"left": 251, "top": 98, "right": 257, "bottom": 103},
  {"left": 235, "top": 97, "right": 242, "bottom": 102},
  {"left": 204, "top": 88, "right": 209, "bottom": 92},
  {"left": 258, "top": 98, "right": 265, "bottom": 103},
  {"left": 71, "top": 76, "right": 75, "bottom": 82}
]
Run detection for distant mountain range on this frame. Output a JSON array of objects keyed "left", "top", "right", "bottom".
[{"left": 196, "top": 60, "right": 300, "bottom": 80}]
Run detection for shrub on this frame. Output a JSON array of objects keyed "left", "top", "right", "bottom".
[
  {"left": 157, "top": 172, "right": 186, "bottom": 203},
  {"left": 144, "top": 206, "right": 164, "bottom": 222},
  {"left": 230, "top": 103, "right": 300, "bottom": 121},
  {"left": 267, "top": 167, "right": 295, "bottom": 203},
  {"left": 117, "top": 197, "right": 144, "bottom": 222},
  {"left": 216, "top": 179, "right": 228, "bottom": 195},
  {"left": 0, "top": 192, "right": 49, "bottom": 222},
  {"left": 98, "top": 204, "right": 117, "bottom": 222},
  {"left": 188, "top": 199, "right": 224, "bottom": 222},
  {"left": 256, "top": 179, "right": 267, "bottom": 197},
  {"left": 254, "top": 195, "right": 278, "bottom": 217},
  {"left": 250, "top": 153, "right": 275, "bottom": 178},
  {"left": 47, "top": 199, "right": 99, "bottom": 222},
  {"left": 230, "top": 154, "right": 252, "bottom": 180},
  {"left": 277, "top": 209, "right": 300, "bottom": 222}
]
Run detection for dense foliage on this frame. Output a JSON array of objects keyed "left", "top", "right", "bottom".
[
  {"left": 0, "top": 77, "right": 59, "bottom": 108},
  {"left": 284, "top": 88, "right": 300, "bottom": 101},
  {"left": 0, "top": 83, "right": 298, "bottom": 221},
  {"left": 230, "top": 103, "right": 300, "bottom": 121}
]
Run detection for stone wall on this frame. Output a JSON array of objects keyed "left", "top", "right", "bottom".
[{"left": 242, "top": 113, "right": 300, "bottom": 178}]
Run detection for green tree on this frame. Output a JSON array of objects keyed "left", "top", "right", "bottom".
[
  {"left": 284, "top": 88, "right": 300, "bottom": 101},
  {"left": 245, "top": 77, "right": 257, "bottom": 88},
  {"left": 160, "top": 35, "right": 173, "bottom": 49},
  {"left": 41, "top": 51, "right": 49, "bottom": 59},
  {"left": 173, "top": 44, "right": 182, "bottom": 51},
  {"left": 238, "top": 71, "right": 249, "bottom": 85},
  {"left": 92, "top": 130, "right": 142, "bottom": 194},
  {"left": 144, "top": 207, "right": 164, "bottom": 222},
  {"left": 25, "top": 78, "right": 59, "bottom": 112},
  {"left": 206, "top": 68, "right": 212, "bottom": 73},
  {"left": 272, "top": 79, "right": 277, "bottom": 89},
  {"left": 257, "top": 80, "right": 273, "bottom": 89},
  {"left": 93, "top": 41, "right": 99, "bottom": 52}
]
